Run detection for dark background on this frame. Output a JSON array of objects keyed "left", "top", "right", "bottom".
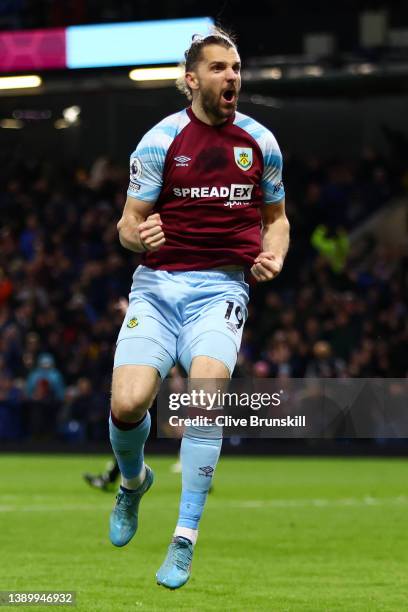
[{"left": 0, "top": 1, "right": 407, "bottom": 455}]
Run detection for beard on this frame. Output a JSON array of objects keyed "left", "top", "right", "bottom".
[{"left": 199, "top": 84, "right": 239, "bottom": 122}]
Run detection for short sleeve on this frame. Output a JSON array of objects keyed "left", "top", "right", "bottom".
[
  {"left": 127, "top": 130, "right": 167, "bottom": 202},
  {"left": 261, "top": 132, "right": 285, "bottom": 204}
]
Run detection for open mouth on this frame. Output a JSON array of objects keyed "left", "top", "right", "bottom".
[{"left": 222, "top": 89, "right": 235, "bottom": 103}]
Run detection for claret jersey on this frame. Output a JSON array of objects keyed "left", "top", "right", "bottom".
[{"left": 127, "top": 107, "right": 285, "bottom": 271}]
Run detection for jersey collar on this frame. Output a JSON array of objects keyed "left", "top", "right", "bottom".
[{"left": 187, "top": 106, "right": 235, "bottom": 128}]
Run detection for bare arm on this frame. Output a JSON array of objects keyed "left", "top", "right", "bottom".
[
  {"left": 117, "top": 196, "right": 165, "bottom": 253},
  {"left": 251, "top": 199, "right": 290, "bottom": 282}
]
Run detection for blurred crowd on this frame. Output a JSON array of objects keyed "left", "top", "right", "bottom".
[{"left": 0, "top": 148, "right": 407, "bottom": 441}]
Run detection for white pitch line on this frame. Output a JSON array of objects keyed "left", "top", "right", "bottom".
[
  {"left": 228, "top": 496, "right": 408, "bottom": 508},
  {"left": 0, "top": 496, "right": 407, "bottom": 513},
  {"left": 0, "top": 504, "right": 104, "bottom": 513}
]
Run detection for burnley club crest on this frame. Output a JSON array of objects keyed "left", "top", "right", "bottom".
[{"left": 234, "top": 147, "right": 253, "bottom": 171}]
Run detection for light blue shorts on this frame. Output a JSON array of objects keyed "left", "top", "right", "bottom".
[{"left": 114, "top": 265, "right": 249, "bottom": 378}]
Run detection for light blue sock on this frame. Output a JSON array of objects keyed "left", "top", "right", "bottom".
[
  {"left": 109, "top": 412, "right": 151, "bottom": 479},
  {"left": 177, "top": 424, "right": 222, "bottom": 530}
]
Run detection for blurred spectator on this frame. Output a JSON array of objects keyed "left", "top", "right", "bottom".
[
  {"left": 24, "top": 353, "right": 65, "bottom": 440},
  {"left": 0, "top": 372, "right": 24, "bottom": 439},
  {"left": 26, "top": 353, "right": 65, "bottom": 402},
  {"left": 0, "top": 267, "right": 13, "bottom": 306},
  {"left": 311, "top": 225, "right": 350, "bottom": 273},
  {"left": 305, "top": 341, "right": 345, "bottom": 377},
  {"left": 61, "top": 377, "right": 108, "bottom": 441}
]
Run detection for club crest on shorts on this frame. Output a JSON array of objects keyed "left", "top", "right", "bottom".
[
  {"left": 234, "top": 147, "right": 253, "bottom": 171},
  {"left": 126, "top": 317, "right": 138, "bottom": 328}
]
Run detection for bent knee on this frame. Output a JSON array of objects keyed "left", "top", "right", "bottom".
[
  {"left": 111, "top": 391, "right": 152, "bottom": 421},
  {"left": 111, "top": 365, "right": 159, "bottom": 421}
]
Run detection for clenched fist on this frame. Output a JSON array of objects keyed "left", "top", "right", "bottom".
[
  {"left": 250, "top": 251, "right": 283, "bottom": 282},
  {"left": 138, "top": 213, "right": 166, "bottom": 252}
]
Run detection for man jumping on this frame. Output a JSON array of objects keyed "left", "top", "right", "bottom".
[{"left": 109, "top": 26, "right": 290, "bottom": 589}]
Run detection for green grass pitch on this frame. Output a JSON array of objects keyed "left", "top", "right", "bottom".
[{"left": 1, "top": 455, "right": 407, "bottom": 611}]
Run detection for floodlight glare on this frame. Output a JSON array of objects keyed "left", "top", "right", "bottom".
[
  {"left": 129, "top": 67, "right": 183, "bottom": 82},
  {"left": 0, "top": 75, "right": 42, "bottom": 90},
  {"left": 63, "top": 105, "right": 81, "bottom": 123},
  {"left": 0, "top": 118, "right": 24, "bottom": 129}
]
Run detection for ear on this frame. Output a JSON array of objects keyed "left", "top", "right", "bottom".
[{"left": 185, "top": 70, "right": 199, "bottom": 92}]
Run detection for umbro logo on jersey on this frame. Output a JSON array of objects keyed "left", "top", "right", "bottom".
[{"left": 174, "top": 155, "right": 191, "bottom": 167}]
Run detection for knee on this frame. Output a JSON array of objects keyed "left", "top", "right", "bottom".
[
  {"left": 111, "top": 390, "right": 152, "bottom": 422},
  {"left": 189, "top": 355, "right": 231, "bottom": 379}
]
